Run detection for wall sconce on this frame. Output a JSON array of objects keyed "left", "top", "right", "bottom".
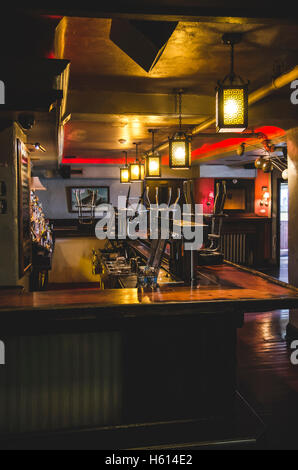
[
  {"left": 206, "top": 191, "right": 214, "bottom": 207},
  {"left": 146, "top": 129, "right": 161, "bottom": 178},
  {"left": 120, "top": 151, "right": 130, "bottom": 184},
  {"left": 26, "top": 142, "right": 46, "bottom": 153},
  {"left": 169, "top": 91, "right": 192, "bottom": 170},
  {"left": 260, "top": 186, "right": 270, "bottom": 207},
  {"left": 129, "top": 143, "right": 145, "bottom": 182},
  {"left": 34, "top": 143, "right": 46, "bottom": 153},
  {"left": 216, "top": 34, "right": 249, "bottom": 133},
  {"left": 255, "top": 156, "right": 287, "bottom": 176}
]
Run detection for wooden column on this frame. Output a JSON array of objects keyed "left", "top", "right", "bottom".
[{"left": 287, "top": 128, "right": 298, "bottom": 339}]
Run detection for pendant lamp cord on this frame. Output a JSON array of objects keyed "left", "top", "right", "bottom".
[
  {"left": 134, "top": 143, "right": 139, "bottom": 162},
  {"left": 123, "top": 151, "right": 128, "bottom": 167},
  {"left": 178, "top": 92, "right": 182, "bottom": 131},
  {"left": 152, "top": 130, "right": 155, "bottom": 153},
  {"left": 230, "top": 43, "right": 235, "bottom": 83}
]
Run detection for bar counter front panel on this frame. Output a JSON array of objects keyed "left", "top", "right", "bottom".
[{"left": 0, "top": 264, "right": 297, "bottom": 445}]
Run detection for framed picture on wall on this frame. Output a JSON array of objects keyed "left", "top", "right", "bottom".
[{"left": 66, "top": 186, "right": 110, "bottom": 213}]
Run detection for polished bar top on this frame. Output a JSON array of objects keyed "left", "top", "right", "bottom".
[{"left": 0, "top": 264, "right": 298, "bottom": 315}]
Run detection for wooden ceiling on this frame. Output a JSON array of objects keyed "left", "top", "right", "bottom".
[
  {"left": 54, "top": 16, "right": 298, "bottom": 164},
  {"left": 2, "top": 7, "right": 298, "bottom": 166}
]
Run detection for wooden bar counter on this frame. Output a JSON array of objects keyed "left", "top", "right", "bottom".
[{"left": 0, "top": 263, "right": 297, "bottom": 449}]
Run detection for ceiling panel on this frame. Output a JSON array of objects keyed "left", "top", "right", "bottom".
[{"left": 55, "top": 17, "right": 298, "bottom": 163}]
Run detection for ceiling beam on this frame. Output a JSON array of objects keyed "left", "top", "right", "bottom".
[
  {"left": 67, "top": 91, "right": 214, "bottom": 120},
  {"left": 12, "top": 5, "right": 298, "bottom": 25}
]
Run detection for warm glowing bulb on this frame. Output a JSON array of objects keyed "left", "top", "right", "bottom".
[
  {"left": 224, "top": 99, "right": 239, "bottom": 118},
  {"left": 121, "top": 168, "right": 129, "bottom": 183},
  {"left": 149, "top": 161, "right": 158, "bottom": 172},
  {"left": 132, "top": 165, "right": 140, "bottom": 178},
  {"left": 174, "top": 146, "right": 186, "bottom": 162}
]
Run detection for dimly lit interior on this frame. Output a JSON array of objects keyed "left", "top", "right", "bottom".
[{"left": 1, "top": 4, "right": 298, "bottom": 451}]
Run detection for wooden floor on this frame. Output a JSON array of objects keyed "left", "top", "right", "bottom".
[{"left": 239, "top": 258, "right": 298, "bottom": 449}]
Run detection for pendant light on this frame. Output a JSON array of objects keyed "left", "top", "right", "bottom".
[
  {"left": 129, "top": 143, "right": 145, "bottom": 182},
  {"left": 169, "top": 91, "right": 191, "bottom": 170},
  {"left": 146, "top": 129, "right": 162, "bottom": 178},
  {"left": 216, "top": 33, "right": 249, "bottom": 133},
  {"left": 120, "top": 151, "right": 130, "bottom": 184}
]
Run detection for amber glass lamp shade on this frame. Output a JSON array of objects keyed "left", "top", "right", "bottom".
[
  {"left": 129, "top": 162, "right": 145, "bottom": 182},
  {"left": 146, "top": 154, "right": 161, "bottom": 178},
  {"left": 216, "top": 84, "right": 248, "bottom": 133},
  {"left": 120, "top": 167, "right": 130, "bottom": 184},
  {"left": 169, "top": 133, "right": 191, "bottom": 170}
]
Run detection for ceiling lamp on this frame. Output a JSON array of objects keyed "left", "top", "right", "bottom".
[
  {"left": 169, "top": 91, "right": 191, "bottom": 170},
  {"left": 262, "top": 160, "right": 274, "bottom": 173},
  {"left": 255, "top": 157, "right": 265, "bottom": 170},
  {"left": 146, "top": 129, "right": 162, "bottom": 178},
  {"left": 255, "top": 154, "right": 287, "bottom": 176},
  {"left": 129, "top": 143, "right": 145, "bottom": 182},
  {"left": 216, "top": 33, "right": 249, "bottom": 133},
  {"left": 120, "top": 151, "right": 130, "bottom": 184}
]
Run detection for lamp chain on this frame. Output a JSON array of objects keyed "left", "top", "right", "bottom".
[
  {"left": 179, "top": 92, "right": 182, "bottom": 131},
  {"left": 152, "top": 130, "right": 155, "bottom": 153},
  {"left": 134, "top": 143, "right": 139, "bottom": 162},
  {"left": 230, "top": 43, "right": 235, "bottom": 82}
]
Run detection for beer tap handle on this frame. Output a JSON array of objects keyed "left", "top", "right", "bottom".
[
  {"left": 167, "top": 187, "right": 172, "bottom": 207},
  {"left": 174, "top": 188, "right": 181, "bottom": 207},
  {"left": 155, "top": 187, "right": 159, "bottom": 206},
  {"left": 145, "top": 186, "right": 152, "bottom": 206},
  {"left": 183, "top": 181, "right": 190, "bottom": 206},
  {"left": 126, "top": 186, "right": 131, "bottom": 209}
]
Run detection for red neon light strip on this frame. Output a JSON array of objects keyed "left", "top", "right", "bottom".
[{"left": 62, "top": 126, "right": 285, "bottom": 166}]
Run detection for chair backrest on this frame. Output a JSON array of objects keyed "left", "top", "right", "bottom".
[
  {"left": 210, "top": 181, "right": 227, "bottom": 245},
  {"left": 75, "top": 189, "right": 96, "bottom": 225},
  {"left": 183, "top": 180, "right": 195, "bottom": 212},
  {"left": 146, "top": 186, "right": 173, "bottom": 273}
]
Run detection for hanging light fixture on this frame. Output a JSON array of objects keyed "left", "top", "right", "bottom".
[
  {"left": 146, "top": 129, "right": 162, "bottom": 178},
  {"left": 129, "top": 143, "right": 145, "bottom": 182},
  {"left": 169, "top": 90, "right": 191, "bottom": 170},
  {"left": 120, "top": 151, "right": 130, "bottom": 184},
  {"left": 216, "top": 33, "right": 249, "bottom": 133}
]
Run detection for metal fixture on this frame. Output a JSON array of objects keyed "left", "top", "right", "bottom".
[
  {"left": 129, "top": 143, "right": 145, "bottom": 182},
  {"left": 75, "top": 189, "right": 96, "bottom": 225},
  {"left": 145, "top": 66, "right": 298, "bottom": 163},
  {"left": 146, "top": 130, "right": 161, "bottom": 178},
  {"left": 169, "top": 91, "right": 191, "bottom": 169},
  {"left": 216, "top": 33, "right": 249, "bottom": 133},
  {"left": 120, "top": 151, "right": 130, "bottom": 184},
  {"left": 260, "top": 186, "right": 270, "bottom": 207}
]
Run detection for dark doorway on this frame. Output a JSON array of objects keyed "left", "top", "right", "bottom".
[
  {"left": 278, "top": 181, "right": 288, "bottom": 283},
  {"left": 280, "top": 182, "right": 288, "bottom": 258}
]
